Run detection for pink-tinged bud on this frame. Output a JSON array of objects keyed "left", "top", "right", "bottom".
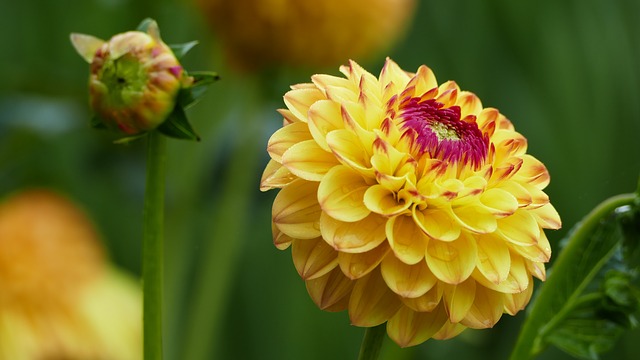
[{"left": 72, "top": 22, "right": 184, "bottom": 135}]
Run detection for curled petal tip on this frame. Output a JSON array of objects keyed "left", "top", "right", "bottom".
[
  {"left": 146, "top": 20, "right": 161, "bottom": 41},
  {"left": 70, "top": 33, "right": 104, "bottom": 63}
]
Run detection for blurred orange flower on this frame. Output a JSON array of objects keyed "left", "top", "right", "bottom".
[
  {"left": 261, "top": 59, "right": 561, "bottom": 346},
  {"left": 196, "top": 0, "right": 417, "bottom": 70},
  {"left": 0, "top": 190, "right": 141, "bottom": 360}
]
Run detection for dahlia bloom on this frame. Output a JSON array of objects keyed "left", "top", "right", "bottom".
[
  {"left": 196, "top": 0, "right": 416, "bottom": 70},
  {"left": 261, "top": 59, "right": 561, "bottom": 347},
  {"left": 0, "top": 190, "right": 141, "bottom": 359}
]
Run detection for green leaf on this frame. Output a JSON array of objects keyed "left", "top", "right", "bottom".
[
  {"left": 113, "top": 133, "right": 147, "bottom": 144},
  {"left": 170, "top": 41, "right": 199, "bottom": 59},
  {"left": 178, "top": 71, "right": 220, "bottom": 109},
  {"left": 157, "top": 105, "right": 200, "bottom": 141},
  {"left": 510, "top": 192, "right": 640, "bottom": 360}
]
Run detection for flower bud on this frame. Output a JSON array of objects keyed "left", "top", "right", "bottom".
[{"left": 72, "top": 22, "right": 185, "bottom": 135}]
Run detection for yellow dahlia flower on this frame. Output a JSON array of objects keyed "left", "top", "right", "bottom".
[
  {"left": 196, "top": 0, "right": 416, "bottom": 70},
  {"left": 261, "top": 59, "right": 561, "bottom": 347},
  {"left": 0, "top": 190, "right": 141, "bottom": 360}
]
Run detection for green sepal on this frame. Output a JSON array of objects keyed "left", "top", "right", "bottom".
[
  {"left": 90, "top": 115, "right": 108, "bottom": 129},
  {"left": 113, "top": 133, "right": 147, "bottom": 145},
  {"left": 157, "top": 105, "right": 200, "bottom": 141},
  {"left": 136, "top": 18, "right": 155, "bottom": 33},
  {"left": 179, "top": 71, "right": 220, "bottom": 109},
  {"left": 170, "top": 41, "right": 199, "bottom": 59}
]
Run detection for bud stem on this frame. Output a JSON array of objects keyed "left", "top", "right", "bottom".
[
  {"left": 143, "top": 130, "right": 166, "bottom": 359},
  {"left": 358, "top": 323, "right": 386, "bottom": 360}
]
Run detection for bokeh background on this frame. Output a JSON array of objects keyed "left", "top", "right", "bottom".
[{"left": 1, "top": 0, "right": 639, "bottom": 359}]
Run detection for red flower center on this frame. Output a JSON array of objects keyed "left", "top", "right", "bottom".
[{"left": 398, "top": 97, "right": 488, "bottom": 169}]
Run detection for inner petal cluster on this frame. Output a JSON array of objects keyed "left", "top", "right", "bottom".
[{"left": 398, "top": 97, "right": 488, "bottom": 169}]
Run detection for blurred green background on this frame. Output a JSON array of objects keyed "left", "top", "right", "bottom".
[{"left": 1, "top": 0, "right": 639, "bottom": 359}]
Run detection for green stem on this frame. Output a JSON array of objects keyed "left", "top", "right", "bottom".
[
  {"left": 358, "top": 324, "right": 387, "bottom": 360},
  {"left": 143, "top": 130, "right": 166, "bottom": 360},
  {"left": 509, "top": 192, "right": 637, "bottom": 360}
]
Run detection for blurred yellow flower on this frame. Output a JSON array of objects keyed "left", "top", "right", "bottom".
[
  {"left": 261, "top": 59, "right": 561, "bottom": 347},
  {"left": 196, "top": 0, "right": 417, "bottom": 70},
  {"left": 0, "top": 190, "right": 141, "bottom": 360}
]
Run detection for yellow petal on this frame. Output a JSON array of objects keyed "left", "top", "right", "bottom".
[
  {"left": 341, "top": 99, "right": 369, "bottom": 131},
  {"left": 426, "top": 233, "right": 477, "bottom": 284},
  {"left": 509, "top": 229, "right": 551, "bottom": 263},
  {"left": 282, "top": 140, "right": 339, "bottom": 181},
  {"left": 267, "top": 122, "right": 312, "bottom": 163},
  {"left": 450, "top": 204, "right": 497, "bottom": 234},
  {"left": 338, "top": 242, "right": 390, "bottom": 279},
  {"left": 497, "top": 209, "right": 540, "bottom": 246},
  {"left": 306, "top": 267, "right": 353, "bottom": 311},
  {"left": 442, "top": 278, "right": 476, "bottom": 323},
  {"left": 503, "top": 280, "right": 534, "bottom": 316},
  {"left": 272, "top": 180, "right": 321, "bottom": 239},
  {"left": 363, "top": 185, "right": 411, "bottom": 217},
  {"left": 490, "top": 157, "right": 523, "bottom": 185},
  {"left": 320, "top": 212, "right": 387, "bottom": 253},
  {"left": 475, "top": 234, "right": 511, "bottom": 284},
  {"left": 458, "top": 175, "right": 487, "bottom": 199},
  {"left": 515, "top": 154, "right": 550, "bottom": 189},
  {"left": 341, "top": 60, "right": 374, "bottom": 85},
  {"left": 326, "top": 129, "right": 374, "bottom": 177},
  {"left": 496, "top": 180, "right": 532, "bottom": 207},
  {"left": 402, "top": 284, "right": 443, "bottom": 312},
  {"left": 432, "top": 321, "right": 467, "bottom": 340},
  {"left": 311, "top": 74, "right": 356, "bottom": 96},
  {"left": 70, "top": 33, "right": 105, "bottom": 63},
  {"left": 277, "top": 108, "right": 303, "bottom": 124},
  {"left": 530, "top": 203, "right": 561, "bottom": 230},
  {"left": 325, "top": 84, "right": 359, "bottom": 103},
  {"left": 460, "top": 286, "right": 504, "bottom": 329},
  {"left": 457, "top": 91, "right": 483, "bottom": 118},
  {"left": 386, "top": 214, "right": 428, "bottom": 265},
  {"left": 491, "top": 131, "right": 528, "bottom": 163},
  {"left": 307, "top": 100, "right": 344, "bottom": 151},
  {"left": 283, "top": 87, "right": 325, "bottom": 123},
  {"left": 272, "top": 222, "right": 292, "bottom": 250},
  {"left": 406, "top": 65, "right": 438, "bottom": 97},
  {"left": 292, "top": 238, "right": 338, "bottom": 280},
  {"left": 480, "top": 188, "right": 518, "bottom": 218},
  {"left": 476, "top": 252, "right": 530, "bottom": 294},
  {"left": 521, "top": 182, "right": 550, "bottom": 209},
  {"left": 435, "top": 88, "right": 458, "bottom": 108},
  {"left": 526, "top": 260, "right": 547, "bottom": 281},
  {"left": 317, "top": 166, "right": 370, "bottom": 222},
  {"left": 386, "top": 304, "right": 448, "bottom": 348},
  {"left": 379, "top": 57, "right": 412, "bottom": 90},
  {"left": 381, "top": 255, "right": 437, "bottom": 298},
  {"left": 413, "top": 207, "right": 461, "bottom": 242},
  {"left": 348, "top": 269, "right": 402, "bottom": 327},
  {"left": 260, "top": 159, "right": 297, "bottom": 191},
  {"left": 477, "top": 108, "right": 498, "bottom": 129}
]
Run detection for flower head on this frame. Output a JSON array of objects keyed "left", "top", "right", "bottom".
[
  {"left": 0, "top": 190, "right": 141, "bottom": 359},
  {"left": 197, "top": 0, "right": 417, "bottom": 70},
  {"left": 261, "top": 59, "right": 561, "bottom": 347}
]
